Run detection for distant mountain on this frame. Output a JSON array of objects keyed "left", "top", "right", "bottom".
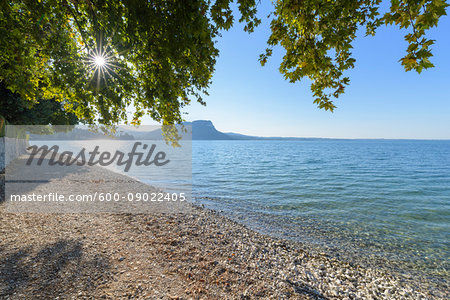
[
  {"left": 29, "top": 120, "right": 327, "bottom": 141},
  {"left": 184, "top": 120, "right": 233, "bottom": 140},
  {"left": 224, "top": 132, "right": 259, "bottom": 140},
  {"left": 188, "top": 120, "right": 326, "bottom": 140},
  {"left": 122, "top": 120, "right": 230, "bottom": 140}
]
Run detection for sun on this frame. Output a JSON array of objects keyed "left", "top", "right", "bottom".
[
  {"left": 88, "top": 50, "right": 110, "bottom": 72},
  {"left": 85, "top": 46, "right": 120, "bottom": 90},
  {"left": 94, "top": 55, "right": 105, "bottom": 67}
]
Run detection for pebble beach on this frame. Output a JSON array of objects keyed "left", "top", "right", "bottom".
[{"left": 0, "top": 166, "right": 448, "bottom": 299}]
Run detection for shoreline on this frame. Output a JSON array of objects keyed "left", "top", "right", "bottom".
[
  {"left": 1, "top": 161, "right": 448, "bottom": 298},
  {"left": 193, "top": 197, "right": 448, "bottom": 287},
  {"left": 1, "top": 204, "right": 446, "bottom": 299}
]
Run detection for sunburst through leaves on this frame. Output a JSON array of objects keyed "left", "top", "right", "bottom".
[{"left": 85, "top": 45, "right": 120, "bottom": 91}]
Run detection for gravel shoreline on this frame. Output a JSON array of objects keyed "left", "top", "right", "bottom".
[{"left": 0, "top": 167, "right": 448, "bottom": 299}]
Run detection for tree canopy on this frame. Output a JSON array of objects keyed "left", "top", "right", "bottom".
[
  {"left": 0, "top": 0, "right": 448, "bottom": 125},
  {"left": 0, "top": 82, "right": 78, "bottom": 126}
]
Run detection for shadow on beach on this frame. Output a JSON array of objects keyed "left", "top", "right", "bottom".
[{"left": 0, "top": 239, "right": 111, "bottom": 298}]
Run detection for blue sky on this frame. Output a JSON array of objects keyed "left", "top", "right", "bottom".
[{"left": 145, "top": 2, "right": 450, "bottom": 139}]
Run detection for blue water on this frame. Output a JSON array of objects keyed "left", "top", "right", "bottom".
[
  {"left": 192, "top": 140, "right": 450, "bottom": 280},
  {"left": 29, "top": 138, "right": 449, "bottom": 280}
]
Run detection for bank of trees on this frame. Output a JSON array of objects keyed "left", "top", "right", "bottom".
[{"left": 0, "top": 0, "right": 447, "bottom": 125}]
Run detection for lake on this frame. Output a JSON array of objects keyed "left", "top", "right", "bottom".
[
  {"left": 191, "top": 140, "right": 450, "bottom": 281},
  {"left": 29, "top": 138, "right": 449, "bottom": 282}
]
